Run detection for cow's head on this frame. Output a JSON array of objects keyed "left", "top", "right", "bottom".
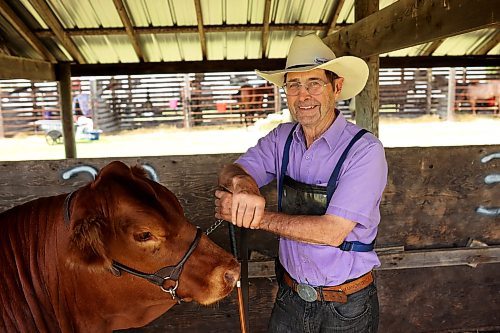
[{"left": 64, "top": 161, "right": 239, "bottom": 312}]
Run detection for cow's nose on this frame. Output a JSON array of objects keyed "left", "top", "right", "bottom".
[{"left": 224, "top": 267, "right": 240, "bottom": 286}]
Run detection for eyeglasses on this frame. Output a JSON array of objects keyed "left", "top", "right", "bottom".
[{"left": 283, "top": 79, "right": 329, "bottom": 96}]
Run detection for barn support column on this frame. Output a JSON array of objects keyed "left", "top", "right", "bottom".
[
  {"left": 57, "top": 62, "right": 76, "bottom": 158},
  {"left": 447, "top": 68, "right": 456, "bottom": 121},
  {"left": 354, "top": 0, "right": 380, "bottom": 137}
]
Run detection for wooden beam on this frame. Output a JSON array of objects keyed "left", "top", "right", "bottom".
[
  {"left": 248, "top": 246, "right": 500, "bottom": 278},
  {"left": 473, "top": 31, "right": 500, "bottom": 55},
  {"left": 354, "top": 0, "right": 379, "bottom": 136},
  {"left": 56, "top": 62, "right": 76, "bottom": 158},
  {"left": 261, "top": 0, "right": 272, "bottom": 58},
  {"left": 193, "top": 0, "right": 207, "bottom": 60},
  {"left": 0, "top": 54, "right": 55, "bottom": 80},
  {"left": 420, "top": 39, "right": 445, "bottom": 56},
  {"left": 112, "top": 0, "right": 144, "bottom": 62},
  {"left": 0, "top": 1, "right": 56, "bottom": 62},
  {"left": 323, "top": 0, "right": 500, "bottom": 57},
  {"left": 27, "top": 0, "right": 85, "bottom": 63},
  {"left": 323, "top": 0, "right": 346, "bottom": 37},
  {"left": 34, "top": 23, "right": 343, "bottom": 37},
  {"left": 69, "top": 55, "right": 500, "bottom": 76}
]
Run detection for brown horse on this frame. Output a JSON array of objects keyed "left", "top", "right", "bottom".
[{"left": 236, "top": 83, "right": 275, "bottom": 125}]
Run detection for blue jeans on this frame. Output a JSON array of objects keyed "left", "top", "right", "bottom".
[{"left": 267, "top": 278, "right": 379, "bottom": 333}]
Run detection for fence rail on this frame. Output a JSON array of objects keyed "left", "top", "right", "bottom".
[{"left": 0, "top": 68, "right": 498, "bottom": 137}]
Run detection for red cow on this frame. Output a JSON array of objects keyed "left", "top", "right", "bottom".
[{"left": 0, "top": 161, "right": 239, "bottom": 332}]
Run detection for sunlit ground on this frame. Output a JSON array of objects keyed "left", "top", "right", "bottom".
[{"left": 0, "top": 114, "right": 499, "bottom": 161}]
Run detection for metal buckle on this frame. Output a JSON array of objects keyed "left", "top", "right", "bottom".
[{"left": 296, "top": 283, "right": 318, "bottom": 302}]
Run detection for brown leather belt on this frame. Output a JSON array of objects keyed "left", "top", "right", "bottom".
[{"left": 283, "top": 271, "right": 374, "bottom": 303}]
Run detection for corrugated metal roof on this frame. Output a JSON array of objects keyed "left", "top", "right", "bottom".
[{"left": 1, "top": 0, "right": 498, "bottom": 66}]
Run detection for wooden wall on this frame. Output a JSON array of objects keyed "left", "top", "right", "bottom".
[{"left": 0, "top": 145, "right": 499, "bottom": 332}]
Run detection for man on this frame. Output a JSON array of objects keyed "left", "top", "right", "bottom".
[{"left": 215, "top": 33, "right": 388, "bottom": 332}]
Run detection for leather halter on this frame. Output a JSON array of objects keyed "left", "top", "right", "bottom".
[
  {"left": 111, "top": 227, "right": 202, "bottom": 303},
  {"left": 63, "top": 191, "right": 203, "bottom": 303}
]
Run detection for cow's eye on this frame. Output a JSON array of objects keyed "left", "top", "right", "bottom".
[{"left": 135, "top": 232, "right": 152, "bottom": 242}]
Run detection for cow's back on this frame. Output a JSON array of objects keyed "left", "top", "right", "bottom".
[{"left": 0, "top": 195, "right": 66, "bottom": 333}]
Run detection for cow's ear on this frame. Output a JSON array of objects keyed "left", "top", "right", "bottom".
[{"left": 66, "top": 214, "right": 111, "bottom": 270}]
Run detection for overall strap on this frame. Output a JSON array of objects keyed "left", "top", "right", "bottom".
[
  {"left": 326, "top": 129, "right": 368, "bottom": 204},
  {"left": 326, "top": 128, "right": 373, "bottom": 252},
  {"left": 278, "top": 123, "right": 298, "bottom": 212}
]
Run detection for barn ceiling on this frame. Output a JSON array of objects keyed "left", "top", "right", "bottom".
[{"left": 0, "top": 0, "right": 498, "bottom": 77}]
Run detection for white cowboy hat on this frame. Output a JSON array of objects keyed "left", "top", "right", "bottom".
[{"left": 255, "top": 33, "right": 369, "bottom": 100}]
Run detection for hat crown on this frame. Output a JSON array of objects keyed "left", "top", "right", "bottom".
[{"left": 285, "top": 34, "right": 337, "bottom": 69}]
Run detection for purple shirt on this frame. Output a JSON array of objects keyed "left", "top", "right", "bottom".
[{"left": 236, "top": 112, "right": 388, "bottom": 286}]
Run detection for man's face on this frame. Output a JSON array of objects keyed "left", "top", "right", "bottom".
[{"left": 285, "top": 69, "right": 344, "bottom": 128}]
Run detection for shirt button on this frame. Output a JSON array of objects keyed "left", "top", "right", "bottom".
[{"left": 305, "top": 156, "right": 310, "bottom": 160}]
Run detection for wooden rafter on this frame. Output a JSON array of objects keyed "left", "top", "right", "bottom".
[
  {"left": 323, "top": 0, "right": 499, "bottom": 57},
  {"left": 112, "top": 0, "right": 144, "bottom": 62},
  {"left": 34, "top": 23, "right": 342, "bottom": 37},
  {"left": 193, "top": 0, "right": 207, "bottom": 60},
  {"left": 70, "top": 55, "right": 500, "bottom": 77},
  {"left": 473, "top": 31, "right": 500, "bottom": 55},
  {"left": 27, "top": 0, "right": 85, "bottom": 63},
  {"left": 0, "top": 54, "right": 55, "bottom": 80},
  {"left": 0, "top": 1, "right": 56, "bottom": 62},
  {"left": 261, "top": 0, "right": 272, "bottom": 58},
  {"left": 323, "top": 0, "right": 346, "bottom": 37},
  {"left": 420, "top": 39, "right": 445, "bottom": 56}
]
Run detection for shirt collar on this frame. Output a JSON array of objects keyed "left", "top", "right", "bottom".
[{"left": 292, "top": 109, "right": 347, "bottom": 151}]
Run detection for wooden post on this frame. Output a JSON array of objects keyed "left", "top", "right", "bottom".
[
  {"left": 183, "top": 74, "right": 191, "bottom": 129},
  {"left": 354, "top": 0, "right": 379, "bottom": 137},
  {"left": 273, "top": 86, "right": 281, "bottom": 114},
  {"left": 447, "top": 68, "right": 456, "bottom": 121},
  {"left": 89, "top": 78, "right": 98, "bottom": 129},
  {"left": 426, "top": 69, "right": 433, "bottom": 115},
  {"left": 0, "top": 86, "right": 4, "bottom": 138},
  {"left": 57, "top": 62, "right": 76, "bottom": 158}
]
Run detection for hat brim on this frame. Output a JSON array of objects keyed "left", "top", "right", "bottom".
[{"left": 255, "top": 56, "right": 369, "bottom": 100}]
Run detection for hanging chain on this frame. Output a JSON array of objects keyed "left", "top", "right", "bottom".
[{"left": 205, "top": 219, "right": 225, "bottom": 236}]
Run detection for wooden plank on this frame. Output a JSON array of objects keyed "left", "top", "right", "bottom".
[
  {"left": 116, "top": 265, "right": 500, "bottom": 332},
  {"left": 473, "top": 31, "right": 500, "bottom": 55},
  {"left": 354, "top": 0, "right": 379, "bottom": 136},
  {"left": 248, "top": 246, "right": 500, "bottom": 278},
  {"left": 193, "top": 0, "right": 207, "bottom": 60},
  {"left": 322, "top": 0, "right": 499, "bottom": 57},
  {"left": 27, "top": 0, "right": 85, "bottom": 63},
  {"left": 0, "top": 1, "right": 56, "bottom": 62},
  {"left": 57, "top": 62, "right": 76, "bottom": 158},
  {"left": 34, "top": 23, "right": 345, "bottom": 37},
  {"left": 261, "top": 0, "right": 272, "bottom": 58},
  {"left": 0, "top": 54, "right": 55, "bottom": 80},
  {"left": 69, "top": 56, "right": 500, "bottom": 77},
  {"left": 322, "top": 0, "right": 346, "bottom": 37},
  {"left": 420, "top": 39, "right": 445, "bottom": 56},
  {"left": 0, "top": 145, "right": 498, "bottom": 252},
  {"left": 112, "top": 0, "right": 144, "bottom": 62}
]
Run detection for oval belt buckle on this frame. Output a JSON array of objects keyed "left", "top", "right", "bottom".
[{"left": 296, "top": 283, "right": 318, "bottom": 302}]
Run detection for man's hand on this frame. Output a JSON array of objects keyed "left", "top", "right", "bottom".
[{"left": 214, "top": 190, "right": 265, "bottom": 229}]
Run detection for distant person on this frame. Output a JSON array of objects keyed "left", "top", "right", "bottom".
[{"left": 215, "top": 33, "right": 388, "bottom": 332}]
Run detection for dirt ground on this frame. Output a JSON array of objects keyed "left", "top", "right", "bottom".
[{"left": 1, "top": 114, "right": 499, "bottom": 161}]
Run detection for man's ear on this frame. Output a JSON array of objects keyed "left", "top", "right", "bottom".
[{"left": 334, "top": 77, "right": 344, "bottom": 98}]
